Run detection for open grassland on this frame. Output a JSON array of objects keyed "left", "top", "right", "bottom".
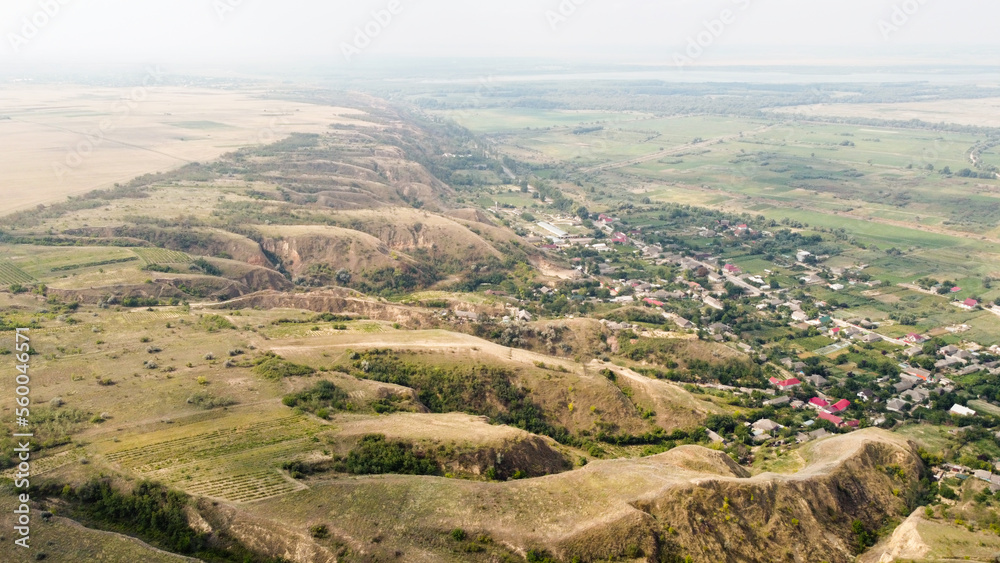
[{"left": 0, "top": 85, "right": 374, "bottom": 214}]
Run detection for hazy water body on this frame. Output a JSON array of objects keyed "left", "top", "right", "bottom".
[{"left": 407, "top": 68, "right": 1000, "bottom": 85}]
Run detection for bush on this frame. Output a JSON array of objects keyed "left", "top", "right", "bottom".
[
  {"left": 451, "top": 528, "right": 467, "bottom": 541},
  {"left": 190, "top": 258, "right": 221, "bottom": 276},
  {"left": 851, "top": 519, "right": 877, "bottom": 553},
  {"left": 336, "top": 434, "right": 439, "bottom": 476},
  {"left": 526, "top": 550, "right": 559, "bottom": 563},
  {"left": 186, "top": 392, "right": 237, "bottom": 409},
  {"left": 309, "top": 524, "right": 329, "bottom": 539},
  {"left": 252, "top": 353, "right": 315, "bottom": 380},
  {"left": 199, "top": 314, "right": 235, "bottom": 332}
]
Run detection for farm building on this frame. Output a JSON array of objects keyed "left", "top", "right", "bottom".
[{"left": 537, "top": 222, "right": 567, "bottom": 239}]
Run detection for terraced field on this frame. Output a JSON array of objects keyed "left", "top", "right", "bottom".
[
  {"left": 133, "top": 247, "right": 192, "bottom": 265},
  {"left": 185, "top": 470, "right": 304, "bottom": 503},
  {"left": 0, "top": 260, "right": 35, "bottom": 285},
  {"left": 10, "top": 246, "right": 142, "bottom": 279},
  {"left": 0, "top": 448, "right": 85, "bottom": 480},
  {"left": 100, "top": 412, "right": 321, "bottom": 503}
]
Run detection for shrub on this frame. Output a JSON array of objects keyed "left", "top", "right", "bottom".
[
  {"left": 199, "top": 315, "right": 235, "bottom": 332},
  {"left": 186, "top": 392, "right": 237, "bottom": 409},
  {"left": 526, "top": 550, "right": 559, "bottom": 563},
  {"left": 252, "top": 353, "right": 315, "bottom": 380},
  {"left": 309, "top": 524, "right": 330, "bottom": 539},
  {"left": 336, "top": 434, "right": 438, "bottom": 476},
  {"left": 450, "top": 528, "right": 467, "bottom": 541},
  {"left": 190, "top": 258, "right": 221, "bottom": 276}
]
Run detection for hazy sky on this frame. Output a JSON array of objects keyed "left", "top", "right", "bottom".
[{"left": 2, "top": 0, "right": 998, "bottom": 68}]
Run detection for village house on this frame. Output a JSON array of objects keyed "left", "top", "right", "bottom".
[
  {"left": 763, "top": 395, "right": 791, "bottom": 407},
  {"left": 808, "top": 397, "right": 829, "bottom": 410},
  {"left": 752, "top": 419, "right": 783, "bottom": 433},
  {"left": 939, "top": 345, "right": 960, "bottom": 356},
  {"left": 901, "top": 388, "right": 930, "bottom": 404},
  {"left": 708, "top": 322, "right": 731, "bottom": 335},
  {"left": 769, "top": 377, "right": 801, "bottom": 390},
  {"left": 805, "top": 374, "right": 828, "bottom": 387},
  {"left": 956, "top": 298, "right": 979, "bottom": 310},
  {"left": 818, "top": 411, "right": 844, "bottom": 427},
  {"left": 950, "top": 404, "right": 977, "bottom": 417},
  {"left": 886, "top": 398, "right": 908, "bottom": 413},
  {"left": 825, "top": 399, "right": 851, "bottom": 414},
  {"left": 903, "top": 367, "right": 932, "bottom": 381},
  {"left": 703, "top": 296, "right": 725, "bottom": 310},
  {"left": 935, "top": 356, "right": 964, "bottom": 369}
]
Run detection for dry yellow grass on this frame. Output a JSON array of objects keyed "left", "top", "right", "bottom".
[{"left": 0, "top": 85, "right": 374, "bottom": 214}]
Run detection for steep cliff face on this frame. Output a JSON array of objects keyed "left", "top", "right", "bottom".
[
  {"left": 257, "top": 226, "right": 402, "bottom": 277},
  {"left": 552, "top": 437, "right": 921, "bottom": 563},
  {"left": 618, "top": 440, "right": 921, "bottom": 563}
]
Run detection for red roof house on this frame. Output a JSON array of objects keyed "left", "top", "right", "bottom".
[
  {"left": 818, "top": 411, "right": 843, "bottom": 426},
  {"left": 643, "top": 298, "right": 665, "bottom": 307},
  {"left": 611, "top": 233, "right": 628, "bottom": 244},
  {"left": 771, "top": 377, "right": 801, "bottom": 389},
  {"left": 827, "top": 399, "right": 851, "bottom": 413},
  {"left": 963, "top": 298, "right": 979, "bottom": 308},
  {"left": 809, "top": 397, "right": 829, "bottom": 408},
  {"left": 724, "top": 264, "right": 741, "bottom": 274}
]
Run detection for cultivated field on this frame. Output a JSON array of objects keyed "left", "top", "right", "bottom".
[{"left": 776, "top": 97, "right": 1000, "bottom": 128}]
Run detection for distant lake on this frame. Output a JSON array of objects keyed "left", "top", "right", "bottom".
[{"left": 399, "top": 67, "right": 1000, "bottom": 85}]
